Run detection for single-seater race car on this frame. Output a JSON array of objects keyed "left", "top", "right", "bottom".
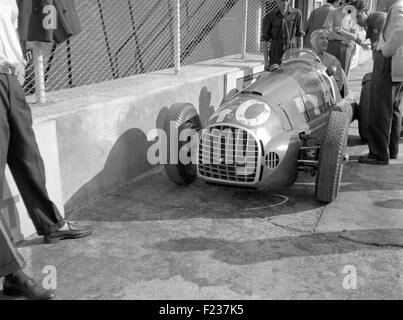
[{"left": 162, "top": 49, "right": 357, "bottom": 203}]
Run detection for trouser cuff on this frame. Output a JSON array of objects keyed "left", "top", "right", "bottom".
[{"left": 0, "top": 260, "right": 25, "bottom": 279}]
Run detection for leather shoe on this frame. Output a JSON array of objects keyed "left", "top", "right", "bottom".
[
  {"left": 3, "top": 277, "right": 55, "bottom": 300},
  {"left": 44, "top": 221, "right": 93, "bottom": 244},
  {"left": 390, "top": 154, "right": 398, "bottom": 160},
  {"left": 358, "top": 155, "right": 389, "bottom": 165}
]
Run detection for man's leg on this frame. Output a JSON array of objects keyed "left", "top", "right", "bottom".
[
  {"left": 344, "top": 43, "right": 354, "bottom": 77},
  {"left": 0, "top": 74, "right": 26, "bottom": 277},
  {"left": 328, "top": 40, "right": 346, "bottom": 73},
  {"left": 367, "top": 52, "right": 393, "bottom": 161},
  {"left": 0, "top": 215, "right": 25, "bottom": 278},
  {"left": 390, "top": 84, "right": 403, "bottom": 158},
  {"left": 269, "top": 42, "right": 282, "bottom": 66},
  {"left": 6, "top": 74, "right": 64, "bottom": 236},
  {"left": 1, "top": 215, "right": 55, "bottom": 300}
]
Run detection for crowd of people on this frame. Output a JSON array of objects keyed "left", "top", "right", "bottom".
[{"left": 261, "top": 0, "right": 402, "bottom": 165}]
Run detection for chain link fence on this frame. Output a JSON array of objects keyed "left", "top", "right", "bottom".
[{"left": 23, "top": 0, "right": 280, "bottom": 104}]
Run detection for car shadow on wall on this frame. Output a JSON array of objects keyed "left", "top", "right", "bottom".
[{"left": 64, "top": 87, "right": 223, "bottom": 217}]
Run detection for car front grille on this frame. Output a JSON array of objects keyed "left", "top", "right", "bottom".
[{"left": 198, "top": 125, "right": 261, "bottom": 185}]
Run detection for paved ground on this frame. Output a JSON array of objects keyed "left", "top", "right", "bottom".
[{"left": 1, "top": 58, "right": 402, "bottom": 300}]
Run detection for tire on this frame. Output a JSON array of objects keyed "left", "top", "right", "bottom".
[
  {"left": 358, "top": 73, "right": 372, "bottom": 142},
  {"left": 163, "top": 103, "right": 201, "bottom": 185},
  {"left": 316, "top": 111, "right": 349, "bottom": 203}
]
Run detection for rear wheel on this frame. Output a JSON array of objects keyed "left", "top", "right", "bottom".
[
  {"left": 163, "top": 103, "right": 201, "bottom": 185},
  {"left": 316, "top": 111, "right": 349, "bottom": 203}
]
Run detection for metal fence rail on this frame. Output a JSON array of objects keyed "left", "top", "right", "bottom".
[{"left": 24, "top": 0, "right": 279, "bottom": 104}]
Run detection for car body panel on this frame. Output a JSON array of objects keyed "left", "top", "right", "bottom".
[{"left": 197, "top": 49, "right": 354, "bottom": 190}]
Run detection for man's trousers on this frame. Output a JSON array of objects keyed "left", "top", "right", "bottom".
[
  {"left": 327, "top": 40, "right": 354, "bottom": 76},
  {"left": 0, "top": 73, "right": 64, "bottom": 278},
  {"left": 368, "top": 51, "right": 403, "bottom": 160}
]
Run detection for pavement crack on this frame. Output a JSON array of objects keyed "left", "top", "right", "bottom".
[
  {"left": 312, "top": 206, "right": 327, "bottom": 233},
  {"left": 338, "top": 235, "right": 403, "bottom": 249},
  {"left": 266, "top": 219, "right": 308, "bottom": 234}
]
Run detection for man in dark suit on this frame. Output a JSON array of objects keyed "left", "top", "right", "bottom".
[
  {"left": 1, "top": 0, "right": 91, "bottom": 300},
  {"left": 304, "top": 0, "right": 341, "bottom": 48},
  {"left": 359, "top": 0, "right": 403, "bottom": 164}
]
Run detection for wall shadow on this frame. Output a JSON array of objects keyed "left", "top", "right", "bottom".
[
  {"left": 65, "top": 127, "right": 154, "bottom": 211},
  {"left": 64, "top": 86, "right": 224, "bottom": 214},
  {"left": 153, "top": 228, "right": 403, "bottom": 265}
]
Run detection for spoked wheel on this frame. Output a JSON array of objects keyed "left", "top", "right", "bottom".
[
  {"left": 316, "top": 111, "right": 349, "bottom": 203},
  {"left": 163, "top": 103, "right": 202, "bottom": 185}
]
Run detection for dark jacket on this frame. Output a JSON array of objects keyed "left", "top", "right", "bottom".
[{"left": 17, "top": 0, "right": 82, "bottom": 44}]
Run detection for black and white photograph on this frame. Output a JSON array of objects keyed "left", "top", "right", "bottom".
[{"left": 0, "top": 0, "right": 402, "bottom": 306}]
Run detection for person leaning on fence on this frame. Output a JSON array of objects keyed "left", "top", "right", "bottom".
[
  {"left": 261, "top": 0, "right": 305, "bottom": 70},
  {"left": 0, "top": 0, "right": 92, "bottom": 300},
  {"left": 323, "top": 0, "right": 367, "bottom": 76},
  {"left": 359, "top": 0, "right": 403, "bottom": 165},
  {"left": 304, "top": 0, "right": 340, "bottom": 49}
]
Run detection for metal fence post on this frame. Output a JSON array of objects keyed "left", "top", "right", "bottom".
[
  {"left": 173, "top": 0, "right": 181, "bottom": 74},
  {"left": 33, "top": 42, "right": 46, "bottom": 104},
  {"left": 242, "top": 0, "right": 249, "bottom": 59}
]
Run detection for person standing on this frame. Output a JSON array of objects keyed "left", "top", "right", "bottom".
[
  {"left": 304, "top": 0, "right": 340, "bottom": 49},
  {"left": 323, "top": 0, "right": 366, "bottom": 75},
  {"left": 354, "top": 1, "right": 387, "bottom": 52},
  {"left": 359, "top": 0, "right": 403, "bottom": 164},
  {"left": 261, "top": 0, "right": 305, "bottom": 70},
  {"left": 1, "top": 0, "right": 92, "bottom": 299}
]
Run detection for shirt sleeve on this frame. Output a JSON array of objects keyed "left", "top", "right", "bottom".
[
  {"left": 324, "top": 10, "right": 337, "bottom": 37},
  {"left": 324, "top": 10, "right": 345, "bottom": 41},
  {"left": 383, "top": 4, "right": 403, "bottom": 57},
  {"left": 261, "top": 14, "right": 272, "bottom": 42}
]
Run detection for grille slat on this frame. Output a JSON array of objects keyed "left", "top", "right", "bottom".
[{"left": 198, "top": 125, "right": 260, "bottom": 185}]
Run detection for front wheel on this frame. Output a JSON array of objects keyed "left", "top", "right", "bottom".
[
  {"left": 316, "top": 111, "right": 349, "bottom": 203},
  {"left": 163, "top": 103, "right": 201, "bottom": 185}
]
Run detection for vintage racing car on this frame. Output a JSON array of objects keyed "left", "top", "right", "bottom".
[{"left": 162, "top": 49, "right": 357, "bottom": 203}]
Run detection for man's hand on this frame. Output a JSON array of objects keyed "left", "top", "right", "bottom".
[
  {"left": 15, "top": 63, "right": 26, "bottom": 85},
  {"left": 264, "top": 61, "right": 271, "bottom": 72},
  {"left": 342, "top": 40, "right": 352, "bottom": 47}
]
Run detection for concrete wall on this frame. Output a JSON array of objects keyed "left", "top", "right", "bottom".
[{"left": 2, "top": 55, "right": 264, "bottom": 239}]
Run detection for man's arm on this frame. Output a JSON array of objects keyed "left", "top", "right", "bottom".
[
  {"left": 382, "top": 3, "right": 403, "bottom": 57},
  {"left": 295, "top": 11, "right": 305, "bottom": 49},
  {"left": 334, "top": 60, "right": 344, "bottom": 92},
  {"left": 324, "top": 9, "right": 347, "bottom": 41},
  {"left": 262, "top": 41, "right": 270, "bottom": 70}
]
